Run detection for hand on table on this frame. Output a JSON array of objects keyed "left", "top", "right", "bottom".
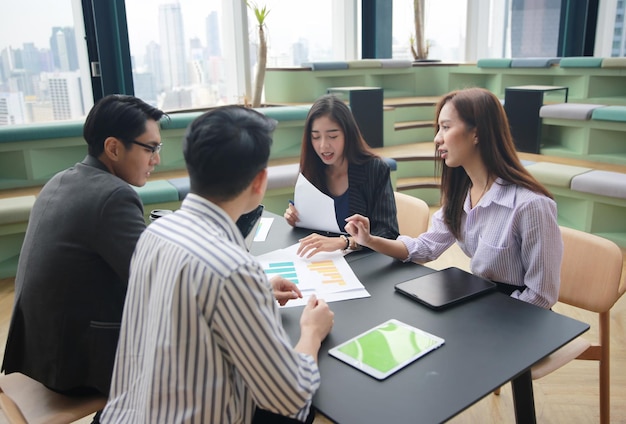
[
  {"left": 270, "top": 275, "right": 302, "bottom": 306},
  {"left": 297, "top": 233, "right": 346, "bottom": 258}
]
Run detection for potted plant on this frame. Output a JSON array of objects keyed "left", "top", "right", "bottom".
[
  {"left": 247, "top": 1, "right": 270, "bottom": 108},
  {"left": 410, "top": 0, "right": 439, "bottom": 63}
]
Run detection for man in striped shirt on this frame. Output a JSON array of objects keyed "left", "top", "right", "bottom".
[{"left": 102, "top": 106, "right": 334, "bottom": 423}]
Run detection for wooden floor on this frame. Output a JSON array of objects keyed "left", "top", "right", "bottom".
[{"left": 1, "top": 244, "right": 624, "bottom": 423}]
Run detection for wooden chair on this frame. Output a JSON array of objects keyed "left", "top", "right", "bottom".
[
  {"left": 393, "top": 191, "right": 430, "bottom": 238},
  {"left": 0, "top": 372, "right": 107, "bottom": 424},
  {"left": 494, "top": 226, "right": 625, "bottom": 424}
]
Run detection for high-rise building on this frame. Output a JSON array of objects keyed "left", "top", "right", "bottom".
[
  {"left": 205, "top": 11, "right": 221, "bottom": 57},
  {"left": 49, "top": 27, "right": 78, "bottom": 71},
  {"left": 292, "top": 38, "right": 309, "bottom": 66},
  {"left": 510, "top": 0, "right": 561, "bottom": 57},
  {"left": 159, "top": 2, "right": 188, "bottom": 89},
  {"left": 612, "top": 0, "right": 625, "bottom": 56},
  {"left": 189, "top": 37, "right": 205, "bottom": 85},
  {"left": 0, "top": 92, "right": 27, "bottom": 125},
  {"left": 144, "top": 41, "right": 163, "bottom": 92},
  {"left": 44, "top": 71, "right": 84, "bottom": 121},
  {"left": 133, "top": 72, "right": 158, "bottom": 105}
]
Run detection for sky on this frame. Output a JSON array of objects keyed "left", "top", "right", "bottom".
[{"left": 0, "top": 0, "right": 75, "bottom": 48}]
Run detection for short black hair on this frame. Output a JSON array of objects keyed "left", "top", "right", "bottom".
[
  {"left": 183, "top": 106, "right": 276, "bottom": 201},
  {"left": 83, "top": 94, "right": 166, "bottom": 157}
]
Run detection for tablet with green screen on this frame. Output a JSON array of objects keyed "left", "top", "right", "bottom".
[{"left": 328, "top": 319, "right": 444, "bottom": 380}]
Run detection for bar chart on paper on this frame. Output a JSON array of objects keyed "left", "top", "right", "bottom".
[
  {"left": 261, "top": 258, "right": 349, "bottom": 291},
  {"left": 256, "top": 244, "right": 369, "bottom": 307},
  {"left": 306, "top": 260, "right": 346, "bottom": 286},
  {"left": 264, "top": 261, "right": 299, "bottom": 284}
]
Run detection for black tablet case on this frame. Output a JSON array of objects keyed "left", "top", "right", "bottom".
[{"left": 395, "top": 267, "right": 496, "bottom": 310}]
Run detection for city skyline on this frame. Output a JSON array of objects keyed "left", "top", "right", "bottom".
[{"left": 1, "top": 1, "right": 334, "bottom": 61}]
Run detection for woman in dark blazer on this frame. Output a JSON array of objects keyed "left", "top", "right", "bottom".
[{"left": 285, "top": 94, "right": 398, "bottom": 258}]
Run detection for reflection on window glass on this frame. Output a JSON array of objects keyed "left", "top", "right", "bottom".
[{"left": 0, "top": 1, "right": 90, "bottom": 126}]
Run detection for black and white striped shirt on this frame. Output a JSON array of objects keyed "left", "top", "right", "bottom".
[{"left": 102, "top": 194, "right": 319, "bottom": 423}]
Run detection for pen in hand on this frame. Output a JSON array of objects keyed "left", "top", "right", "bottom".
[{"left": 285, "top": 200, "right": 298, "bottom": 227}]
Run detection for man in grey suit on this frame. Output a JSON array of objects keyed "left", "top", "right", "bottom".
[{"left": 2, "top": 95, "right": 166, "bottom": 402}]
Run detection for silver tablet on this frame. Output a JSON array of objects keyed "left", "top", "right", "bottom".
[{"left": 328, "top": 319, "right": 445, "bottom": 380}]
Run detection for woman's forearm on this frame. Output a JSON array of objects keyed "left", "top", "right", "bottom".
[{"left": 363, "top": 236, "right": 409, "bottom": 261}]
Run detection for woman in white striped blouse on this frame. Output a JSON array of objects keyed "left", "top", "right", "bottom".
[{"left": 345, "top": 87, "right": 562, "bottom": 309}]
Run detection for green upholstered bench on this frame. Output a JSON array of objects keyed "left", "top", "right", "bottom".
[
  {"left": 347, "top": 59, "right": 383, "bottom": 69},
  {"left": 0, "top": 121, "right": 83, "bottom": 143},
  {"left": 476, "top": 58, "right": 512, "bottom": 68},
  {"left": 0, "top": 196, "right": 36, "bottom": 226},
  {"left": 133, "top": 180, "right": 179, "bottom": 205},
  {"left": 0, "top": 195, "right": 37, "bottom": 278},
  {"left": 258, "top": 105, "right": 311, "bottom": 122},
  {"left": 539, "top": 103, "right": 606, "bottom": 120},
  {"left": 523, "top": 163, "right": 626, "bottom": 247},
  {"left": 525, "top": 162, "right": 592, "bottom": 188},
  {"left": 591, "top": 106, "right": 626, "bottom": 122},
  {"left": 559, "top": 57, "right": 603, "bottom": 68},
  {"left": 569, "top": 170, "right": 626, "bottom": 246}
]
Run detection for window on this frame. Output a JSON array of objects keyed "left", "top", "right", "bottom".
[
  {"left": 248, "top": 0, "right": 334, "bottom": 67},
  {"left": 0, "top": 0, "right": 92, "bottom": 125},
  {"left": 125, "top": 1, "right": 238, "bottom": 110},
  {"left": 392, "top": 0, "right": 467, "bottom": 62},
  {"left": 124, "top": 0, "right": 336, "bottom": 110}
]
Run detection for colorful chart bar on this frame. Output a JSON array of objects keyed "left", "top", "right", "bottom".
[{"left": 263, "top": 261, "right": 299, "bottom": 284}]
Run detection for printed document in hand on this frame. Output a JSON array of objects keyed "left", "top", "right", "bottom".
[
  {"left": 294, "top": 173, "right": 342, "bottom": 233},
  {"left": 255, "top": 243, "right": 370, "bottom": 308}
]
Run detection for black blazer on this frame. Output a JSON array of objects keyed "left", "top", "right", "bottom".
[
  {"left": 347, "top": 158, "right": 399, "bottom": 239},
  {"left": 2, "top": 155, "right": 146, "bottom": 395}
]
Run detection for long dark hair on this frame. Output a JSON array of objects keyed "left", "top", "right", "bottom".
[
  {"left": 299, "top": 94, "right": 377, "bottom": 192},
  {"left": 435, "top": 88, "right": 553, "bottom": 238}
]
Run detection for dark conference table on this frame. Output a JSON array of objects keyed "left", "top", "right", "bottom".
[{"left": 251, "top": 214, "right": 589, "bottom": 423}]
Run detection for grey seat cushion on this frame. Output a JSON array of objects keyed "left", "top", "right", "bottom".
[
  {"left": 168, "top": 177, "right": 191, "bottom": 201},
  {"left": 539, "top": 103, "right": 605, "bottom": 120},
  {"left": 571, "top": 170, "right": 626, "bottom": 199},
  {"left": 266, "top": 163, "right": 300, "bottom": 190},
  {"left": 511, "top": 57, "right": 561, "bottom": 68}
]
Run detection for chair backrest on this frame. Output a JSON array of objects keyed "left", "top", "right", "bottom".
[
  {"left": 558, "top": 226, "right": 624, "bottom": 312},
  {"left": 0, "top": 372, "right": 107, "bottom": 424},
  {"left": 393, "top": 192, "right": 430, "bottom": 238}
]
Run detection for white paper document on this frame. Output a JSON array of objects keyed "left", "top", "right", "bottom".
[
  {"left": 255, "top": 243, "right": 370, "bottom": 308},
  {"left": 293, "top": 173, "right": 342, "bottom": 233},
  {"left": 253, "top": 217, "right": 273, "bottom": 242}
]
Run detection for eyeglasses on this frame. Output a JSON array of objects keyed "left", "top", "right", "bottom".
[{"left": 131, "top": 140, "right": 162, "bottom": 156}]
